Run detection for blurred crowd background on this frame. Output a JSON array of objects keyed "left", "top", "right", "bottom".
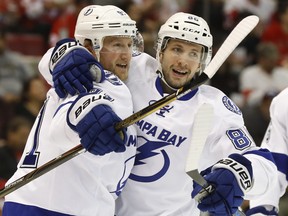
[{"left": 0, "top": 0, "right": 288, "bottom": 215}]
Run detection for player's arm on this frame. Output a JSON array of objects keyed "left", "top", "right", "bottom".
[{"left": 191, "top": 95, "right": 278, "bottom": 215}]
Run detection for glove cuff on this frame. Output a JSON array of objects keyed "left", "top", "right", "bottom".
[
  {"left": 49, "top": 39, "right": 88, "bottom": 72},
  {"left": 212, "top": 154, "right": 253, "bottom": 193}
]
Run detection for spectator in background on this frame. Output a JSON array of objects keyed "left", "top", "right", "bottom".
[
  {"left": 209, "top": 46, "right": 241, "bottom": 97},
  {"left": 49, "top": 0, "right": 91, "bottom": 47},
  {"left": 125, "top": 0, "right": 162, "bottom": 56},
  {"left": 19, "top": 0, "right": 70, "bottom": 48},
  {"left": 209, "top": 33, "right": 245, "bottom": 103},
  {"left": 92, "top": 0, "right": 128, "bottom": 7},
  {"left": 0, "top": 30, "right": 34, "bottom": 103},
  {"left": 239, "top": 42, "right": 288, "bottom": 106},
  {"left": 189, "top": 0, "right": 226, "bottom": 41},
  {"left": 261, "top": 1, "right": 288, "bottom": 67},
  {"left": 0, "top": 29, "right": 34, "bottom": 139},
  {"left": 223, "top": 0, "right": 276, "bottom": 65},
  {"left": 242, "top": 90, "right": 278, "bottom": 146},
  {"left": 0, "top": 99, "right": 16, "bottom": 140},
  {"left": 0, "top": 116, "right": 32, "bottom": 185},
  {"left": 14, "top": 76, "right": 48, "bottom": 125},
  {"left": 0, "top": 0, "right": 24, "bottom": 32},
  {"left": 0, "top": 116, "right": 32, "bottom": 215},
  {"left": 223, "top": 0, "right": 276, "bottom": 31}
]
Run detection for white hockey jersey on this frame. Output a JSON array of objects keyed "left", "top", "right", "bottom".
[
  {"left": 114, "top": 53, "right": 278, "bottom": 216},
  {"left": 34, "top": 50, "right": 277, "bottom": 216},
  {"left": 3, "top": 71, "right": 137, "bottom": 216},
  {"left": 250, "top": 87, "right": 288, "bottom": 209}
]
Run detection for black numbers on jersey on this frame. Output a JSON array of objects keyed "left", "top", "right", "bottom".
[{"left": 226, "top": 129, "right": 252, "bottom": 150}]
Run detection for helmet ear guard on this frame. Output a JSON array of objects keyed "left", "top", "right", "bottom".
[{"left": 132, "top": 31, "right": 144, "bottom": 57}]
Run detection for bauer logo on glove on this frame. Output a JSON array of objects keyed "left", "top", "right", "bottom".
[
  {"left": 50, "top": 40, "right": 81, "bottom": 70},
  {"left": 213, "top": 157, "right": 253, "bottom": 191},
  {"left": 49, "top": 38, "right": 105, "bottom": 98},
  {"left": 67, "top": 90, "right": 115, "bottom": 128}
]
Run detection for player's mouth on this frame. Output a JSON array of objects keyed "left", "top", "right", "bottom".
[
  {"left": 116, "top": 63, "right": 128, "bottom": 69},
  {"left": 172, "top": 68, "right": 188, "bottom": 76}
]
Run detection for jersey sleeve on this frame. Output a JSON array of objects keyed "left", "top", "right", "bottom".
[
  {"left": 38, "top": 48, "right": 54, "bottom": 86},
  {"left": 199, "top": 87, "right": 278, "bottom": 202}
]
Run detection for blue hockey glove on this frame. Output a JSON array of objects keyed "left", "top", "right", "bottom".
[
  {"left": 246, "top": 205, "right": 278, "bottom": 216},
  {"left": 75, "top": 104, "right": 127, "bottom": 156},
  {"left": 192, "top": 154, "right": 253, "bottom": 216},
  {"left": 49, "top": 38, "right": 105, "bottom": 98}
]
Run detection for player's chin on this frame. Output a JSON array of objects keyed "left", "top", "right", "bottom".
[
  {"left": 115, "top": 69, "right": 129, "bottom": 81},
  {"left": 169, "top": 79, "right": 187, "bottom": 89}
]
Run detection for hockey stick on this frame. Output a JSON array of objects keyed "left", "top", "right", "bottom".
[
  {"left": 186, "top": 104, "right": 245, "bottom": 216},
  {"left": 0, "top": 15, "right": 259, "bottom": 198}
]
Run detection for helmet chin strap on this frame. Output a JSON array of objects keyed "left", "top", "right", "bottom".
[{"left": 156, "top": 70, "right": 179, "bottom": 92}]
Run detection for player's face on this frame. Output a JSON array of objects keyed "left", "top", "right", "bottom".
[
  {"left": 159, "top": 39, "right": 202, "bottom": 91},
  {"left": 100, "top": 36, "right": 133, "bottom": 81}
]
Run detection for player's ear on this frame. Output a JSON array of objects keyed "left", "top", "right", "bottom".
[
  {"left": 83, "top": 39, "right": 97, "bottom": 58},
  {"left": 159, "top": 52, "right": 164, "bottom": 64}
]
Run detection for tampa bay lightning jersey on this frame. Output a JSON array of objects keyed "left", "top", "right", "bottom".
[
  {"left": 250, "top": 87, "right": 288, "bottom": 210},
  {"left": 34, "top": 49, "right": 277, "bottom": 216},
  {"left": 3, "top": 70, "right": 137, "bottom": 216},
  {"left": 114, "top": 53, "right": 278, "bottom": 216}
]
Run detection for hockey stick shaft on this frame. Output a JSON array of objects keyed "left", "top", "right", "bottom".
[{"left": 0, "top": 15, "right": 259, "bottom": 198}]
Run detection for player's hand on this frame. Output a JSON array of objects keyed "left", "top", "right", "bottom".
[
  {"left": 246, "top": 205, "right": 278, "bottom": 216},
  {"left": 75, "top": 104, "right": 127, "bottom": 155},
  {"left": 49, "top": 38, "right": 105, "bottom": 98},
  {"left": 192, "top": 154, "right": 253, "bottom": 216}
]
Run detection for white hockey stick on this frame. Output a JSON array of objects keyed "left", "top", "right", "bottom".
[
  {"left": 0, "top": 15, "right": 259, "bottom": 198},
  {"left": 186, "top": 104, "right": 245, "bottom": 216},
  {"left": 185, "top": 103, "right": 214, "bottom": 182}
]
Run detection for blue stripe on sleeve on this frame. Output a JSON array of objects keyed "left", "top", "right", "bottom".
[
  {"left": 271, "top": 152, "right": 288, "bottom": 181},
  {"left": 243, "top": 148, "right": 276, "bottom": 164}
]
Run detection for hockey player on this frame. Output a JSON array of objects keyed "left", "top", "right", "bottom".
[
  {"left": 37, "top": 10, "right": 277, "bottom": 216},
  {"left": 2, "top": 5, "right": 138, "bottom": 216},
  {"left": 246, "top": 87, "right": 288, "bottom": 216}
]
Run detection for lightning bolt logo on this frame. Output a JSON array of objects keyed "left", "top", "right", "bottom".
[{"left": 129, "top": 136, "right": 171, "bottom": 182}]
